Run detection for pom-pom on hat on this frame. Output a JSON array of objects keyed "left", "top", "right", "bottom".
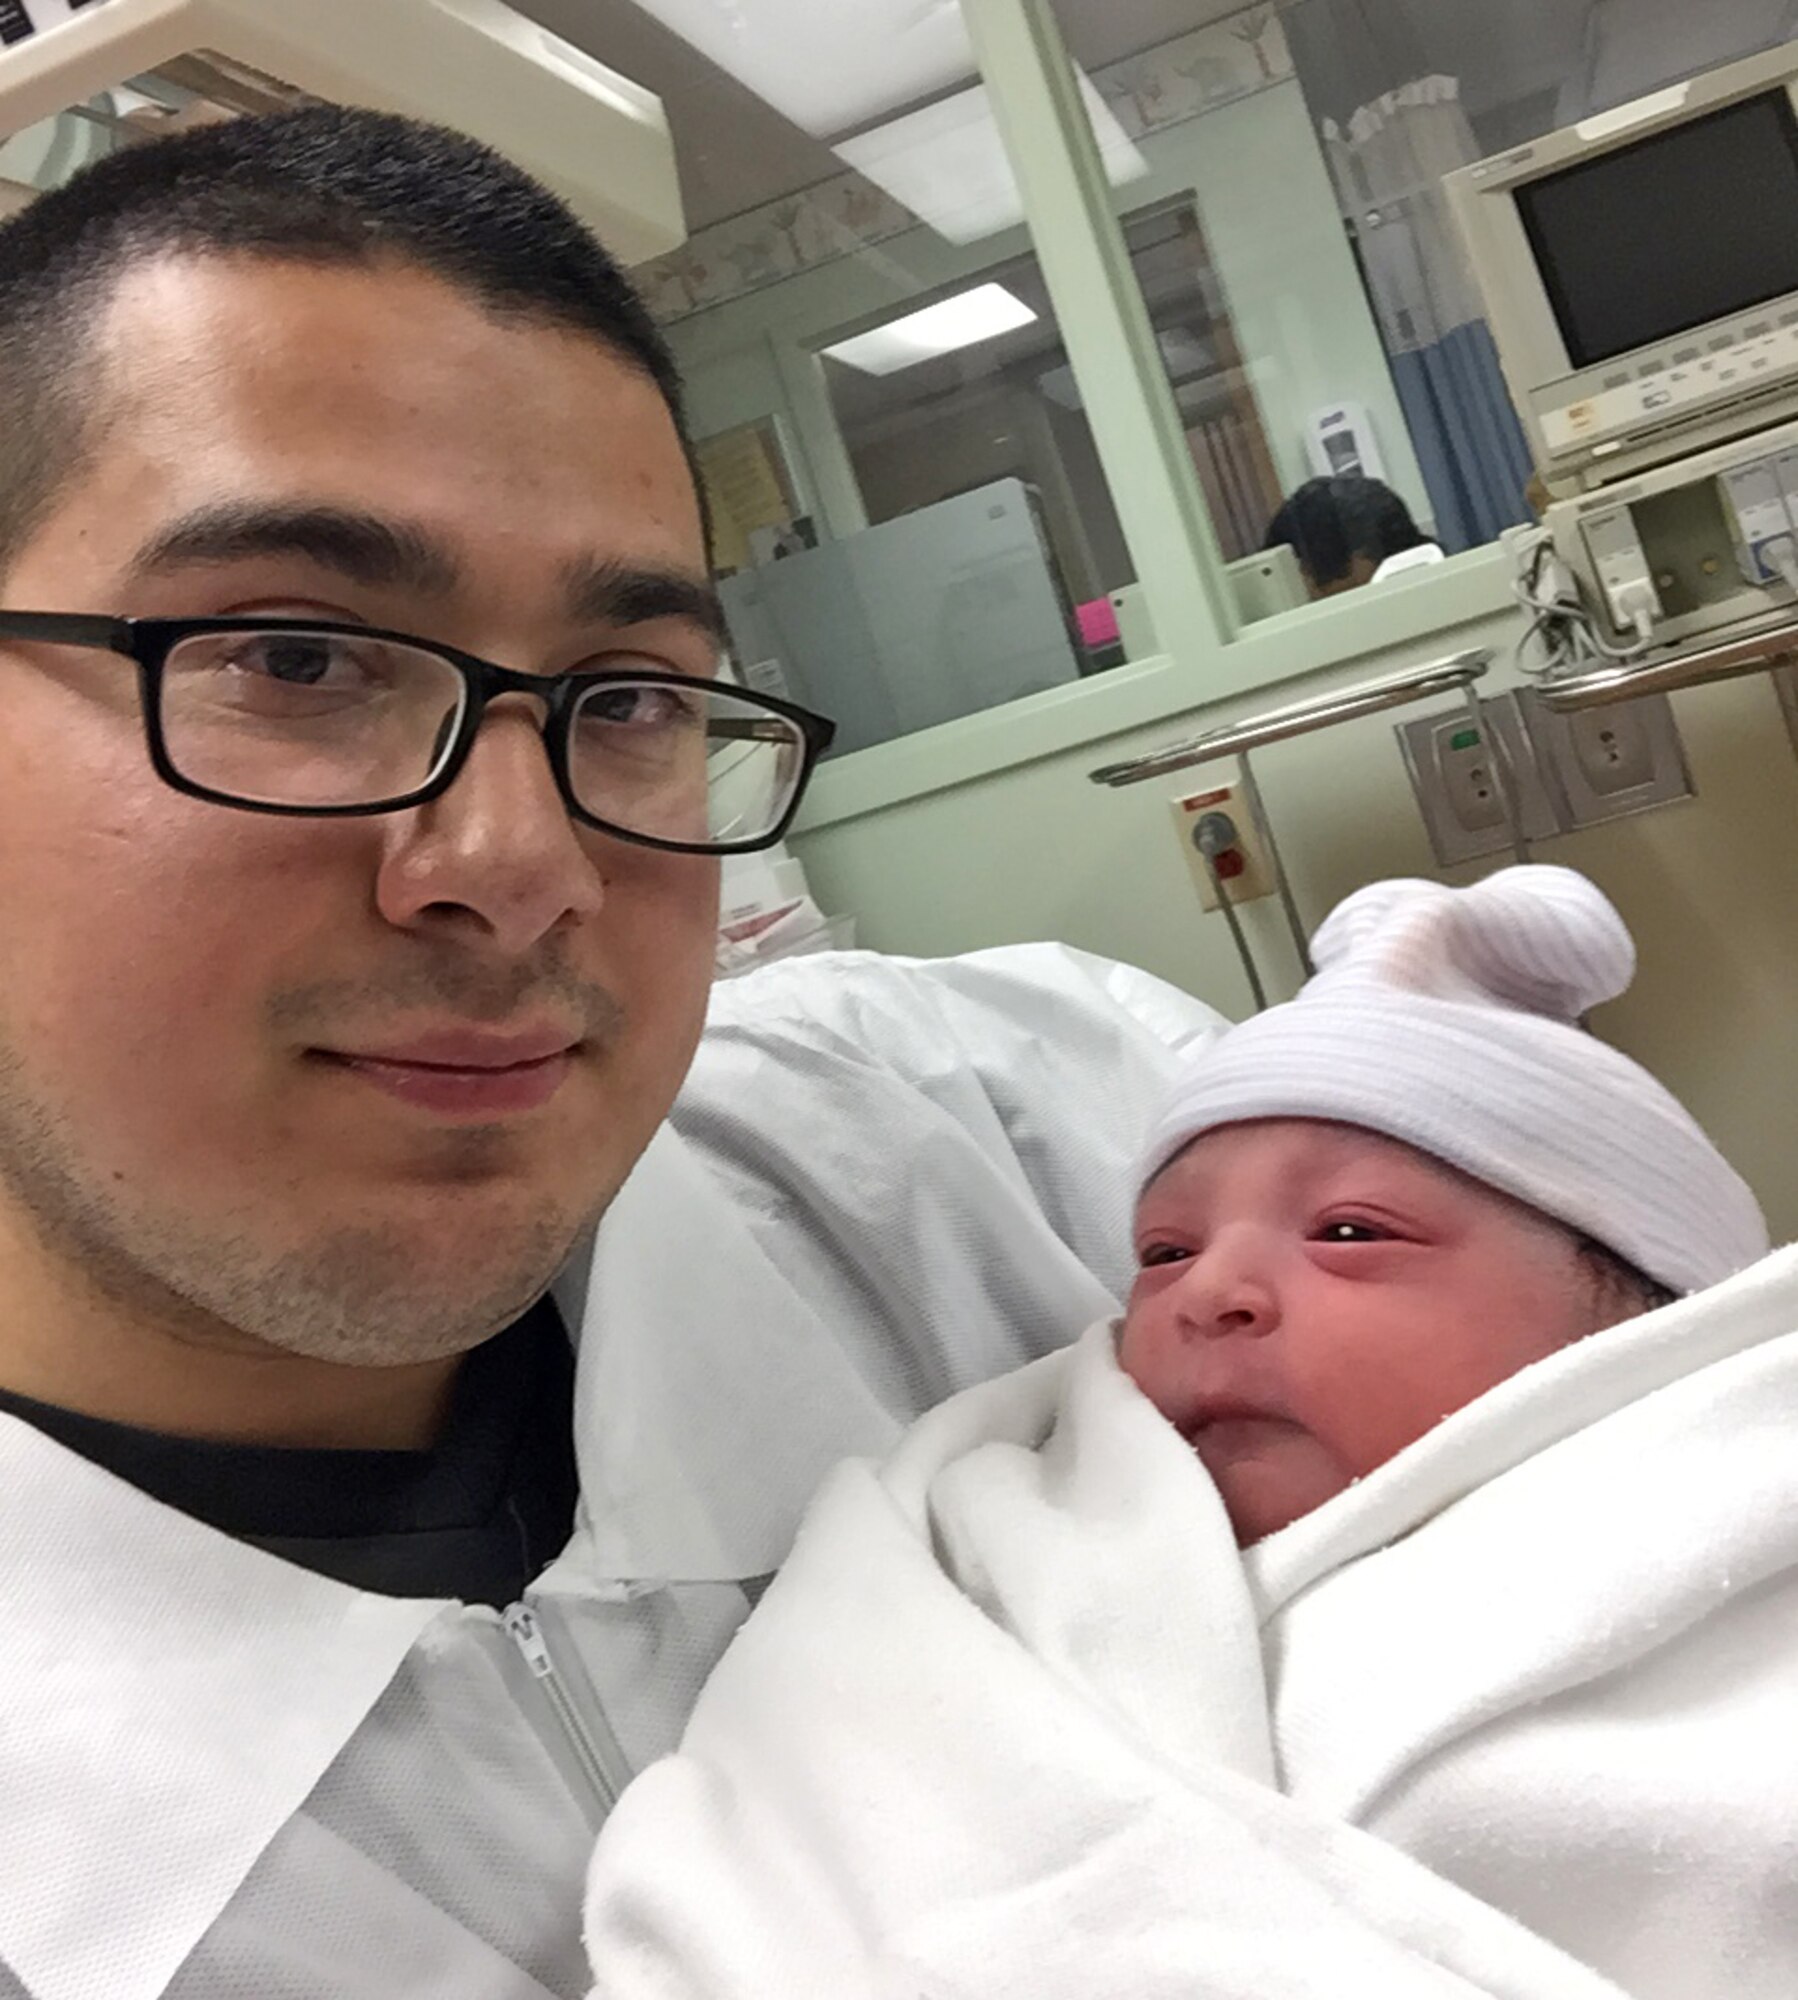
[{"left": 1141, "top": 866, "right": 1767, "bottom": 1296}]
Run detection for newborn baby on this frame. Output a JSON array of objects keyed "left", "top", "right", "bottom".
[
  {"left": 586, "top": 868, "right": 1783, "bottom": 2000},
  {"left": 1118, "top": 865, "right": 1755, "bottom": 1545}
]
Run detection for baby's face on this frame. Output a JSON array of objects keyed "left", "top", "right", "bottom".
[{"left": 1118, "top": 1119, "right": 1628, "bottom": 1546}]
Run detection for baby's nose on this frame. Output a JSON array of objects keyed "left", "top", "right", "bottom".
[{"left": 1172, "top": 1253, "right": 1280, "bottom": 1341}]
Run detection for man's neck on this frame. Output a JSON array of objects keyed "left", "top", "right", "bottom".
[{"left": 0, "top": 1344, "right": 463, "bottom": 1450}]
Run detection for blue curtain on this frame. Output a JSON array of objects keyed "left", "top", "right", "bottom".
[{"left": 1387, "top": 321, "right": 1534, "bottom": 553}]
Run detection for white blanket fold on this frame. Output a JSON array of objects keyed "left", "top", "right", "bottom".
[{"left": 1253, "top": 1247, "right": 1798, "bottom": 1996}]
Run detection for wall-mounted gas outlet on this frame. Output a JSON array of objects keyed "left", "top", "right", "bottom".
[
  {"left": 1168, "top": 783, "right": 1275, "bottom": 911},
  {"left": 1396, "top": 693, "right": 1561, "bottom": 867},
  {"left": 1517, "top": 689, "right": 1694, "bottom": 829}
]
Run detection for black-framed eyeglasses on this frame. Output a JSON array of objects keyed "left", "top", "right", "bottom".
[{"left": 0, "top": 612, "right": 836, "bottom": 855}]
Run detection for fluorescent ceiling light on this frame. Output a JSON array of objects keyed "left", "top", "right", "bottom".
[
  {"left": 836, "top": 72, "right": 1148, "bottom": 245},
  {"left": 627, "top": 0, "right": 978, "bottom": 139},
  {"left": 821, "top": 284, "right": 1039, "bottom": 376},
  {"left": 0, "top": 0, "right": 683, "bottom": 262}
]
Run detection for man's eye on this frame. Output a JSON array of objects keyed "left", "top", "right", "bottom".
[
  {"left": 581, "top": 683, "right": 700, "bottom": 730},
  {"left": 238, "top": 636, "right": 345, "bottom": 685}
]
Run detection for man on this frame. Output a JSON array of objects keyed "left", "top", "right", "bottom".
[
  {"left": 0, "top": 107, "right": 1218, "bottom": 1996},
  {"left": 1263, "top": 474, "right": 1442, "bottom": 597}
]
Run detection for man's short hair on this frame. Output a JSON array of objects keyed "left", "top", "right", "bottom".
[
  {"left": 0, "top": 105, "right": 693, "bottom": 567},
  {"left": 1264, "top": 476, "right": 1429, "bottom": 589}
]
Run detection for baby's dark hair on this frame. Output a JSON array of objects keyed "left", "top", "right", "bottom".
[{"left": 1576, "top": 1236, "right": 1677, "bottom": 1320}]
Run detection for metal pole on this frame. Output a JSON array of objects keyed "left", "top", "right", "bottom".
[
  {"left": 1236, "top": 751, "right": 1314, "bottom": 979},
  {"left": 1088, "top": 652, "right": 1493, "bottom": 788}
]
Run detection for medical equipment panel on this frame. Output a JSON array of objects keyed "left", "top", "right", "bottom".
[
  {"left": 1538, "top": 415, "right": 1798, "bottom": 658},
  {"left": 1447, "top": 43, "right": 1798, "bottom": 498}
]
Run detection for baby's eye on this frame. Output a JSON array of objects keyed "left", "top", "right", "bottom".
[
  {"left": 1314, "top": 1219, "right": 1391, "bottom": 1245},
  {"left": 1137, "top": 1242, "right": 1192, "bottom": 1269}
]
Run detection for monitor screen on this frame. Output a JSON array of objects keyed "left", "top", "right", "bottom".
[{"left": 1516, "top": 90, "right": 1798, "bottom": 371}]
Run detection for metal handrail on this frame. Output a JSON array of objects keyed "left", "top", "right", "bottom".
[
  {"left": 1087, "top": 650, "right": 1493, "bottom": 787},
  {"left": 1535, "top": 622, "right": 1798, "bottom": 712}
]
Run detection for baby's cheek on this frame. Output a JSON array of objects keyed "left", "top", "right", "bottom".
[
  {"left": 1115, "top": 1307, "right": 1181, "bottom": 1422},
  {"left": 1298, "top": 1340, "right": 1448, "bottom": 1476}
]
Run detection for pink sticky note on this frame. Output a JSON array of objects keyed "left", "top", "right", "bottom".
[{"left": 1075, "top": 597, "right": 1120, "bottom": 649}]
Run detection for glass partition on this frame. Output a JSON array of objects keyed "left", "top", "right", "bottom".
[
  {"left": 619, "top": 6, "right": 1172, "bottom": 759},
  {"left": 11, "top": 0, "right": 1791, "bottom": 760},
  {"left": 815, "top": 198, "right": 1287, "bottom": 673}
]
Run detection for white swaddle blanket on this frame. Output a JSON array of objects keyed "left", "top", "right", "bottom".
[
  {"left": 587, "top": 1245, "right": 1798, "bottom": 1998},
  {"left": 584, "top": 1323, "right": 1622, "bottom": 1999},
  {"left": 1256, "top": 1241, "right": 1798, "bottom": 1998},
  {"left": 585, "top": 1244, "right": 1798, "bottom": 1999}
]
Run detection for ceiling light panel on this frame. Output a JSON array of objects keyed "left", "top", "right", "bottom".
[
  {"left": 626, "top": 0, "right": 977, "bottom": 138},
  {"left": 835, "top": 71, "right": 1147, "bottom": 245},
  {"left": 821, "top": 283, "right": 1038, "bottom": 375}
]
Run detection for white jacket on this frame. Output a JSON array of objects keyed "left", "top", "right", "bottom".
[{"left": 0, "top": 944, "right": 1222, "bottom": 2000}]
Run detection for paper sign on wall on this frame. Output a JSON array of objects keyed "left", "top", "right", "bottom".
[{"left": 696, "top": 420, "right": 800, "bottom": 574}]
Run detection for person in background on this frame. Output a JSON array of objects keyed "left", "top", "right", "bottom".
[{"left": 1265, "top": 474, "right": 1444, "bottom": 597}]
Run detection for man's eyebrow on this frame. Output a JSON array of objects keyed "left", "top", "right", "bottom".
[
  {"left": 126, "top": 505, "right": 462, "bottom": 596},
  {"left": 561, "top": 556, "right": 727, "bottom": 648},
  {"left": 126, "top": 507, "right": 729, "bottom": 648}
]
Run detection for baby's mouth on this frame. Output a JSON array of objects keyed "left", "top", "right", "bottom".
[{"left": 1178, "top": 1394, "right": 1281, "bottom": 1438}]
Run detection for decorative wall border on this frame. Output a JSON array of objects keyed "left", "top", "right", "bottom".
[{"left": 634, "top": 4, "right": 1292, "bottom": 325}]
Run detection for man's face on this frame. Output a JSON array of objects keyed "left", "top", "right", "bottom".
[
  {"left": 1118, "top": 1120, "right": 1626, "bottom": 1545},
  {"left": 0, "top": 253, "right": 719, "bottom": 1367}
]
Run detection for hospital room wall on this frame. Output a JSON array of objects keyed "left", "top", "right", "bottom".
[
  {"left": 665, "top": 79, "right": 1431, "bottom": 545},
  {"left": 790, "top": 623, "right": 1798, "bottom": 1244}
]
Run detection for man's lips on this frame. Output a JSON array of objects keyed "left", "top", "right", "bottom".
[
  {"left": 314, "top": 1024, "right": 584, "bottom": 1117},
  {"left": 328, "top": 1025, "right": 583, "bottom": 1070}
]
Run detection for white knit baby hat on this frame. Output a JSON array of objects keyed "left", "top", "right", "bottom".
[{"left": 1141, "top": 866, "right": 1768, "bottom": 1296}]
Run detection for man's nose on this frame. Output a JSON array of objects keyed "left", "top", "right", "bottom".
[
  {"left": 376, "top": 696, "right": 607, "bottom": 955},
  {"left": 1169, "top": 1248, "right": 1280, "bottom": 1341}
]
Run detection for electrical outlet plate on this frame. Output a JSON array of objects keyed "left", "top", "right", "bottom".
[
  {"left": 1395, "top": 692, "right": 1561, "bottom": 867},
  {"left": 1167, "top": 783, "right": 1275, "bottom": 912},
  {"left": 1517, "top": 688, "right": 1695, "bottom": 829}
]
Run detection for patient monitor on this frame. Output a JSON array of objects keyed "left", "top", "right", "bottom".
[{"left": 1448, "top": 43, "right": 1798, "bottom": 660}]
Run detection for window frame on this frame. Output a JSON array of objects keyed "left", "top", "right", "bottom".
[{"left": 782, "top": 0, "right": 1520, "bottom": 832}]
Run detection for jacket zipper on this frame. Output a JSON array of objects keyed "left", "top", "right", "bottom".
[{"left": 503, "top": 1599, "right": 627, "bottom": 1823}]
